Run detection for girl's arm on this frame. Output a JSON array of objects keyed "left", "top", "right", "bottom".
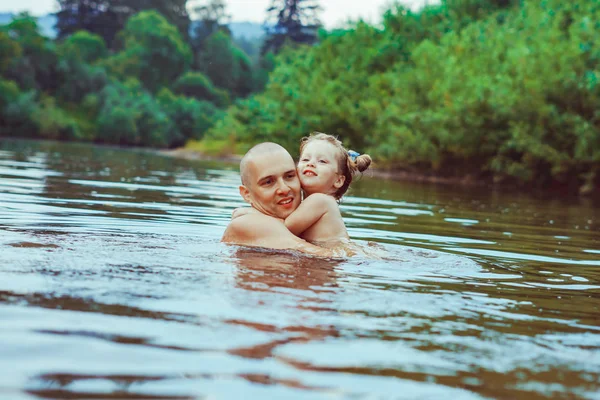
[{"left": 285, "top": 193, "right": 335, "bottom": 236}]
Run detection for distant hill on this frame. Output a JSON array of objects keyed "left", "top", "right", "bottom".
[
  {"left": 0, "top": 13, "right": 11, "bottom": 25},
  {"left": 0, "top": 12, "right": 263, "bottom": 40},
  {"left": 229, "top": 21, "right": 264, "bottom": 39}
]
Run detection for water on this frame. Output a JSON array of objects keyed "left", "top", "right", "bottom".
[{"left": 1, "top": 139, "right": 598, "bottom": 399}]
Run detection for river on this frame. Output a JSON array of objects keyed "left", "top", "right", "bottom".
[{"left": 1, "top": 139, "right": 598, "bottom": 399}]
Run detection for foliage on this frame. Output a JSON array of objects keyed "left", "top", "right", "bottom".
[
  {"left": 55, "top": 0, "right": 191, "bottom": 48},
  {"left": 59, "top": 30, "right": 108, "bottom": 63},
  {"left": 93, "top": 79, "right": 224, "bottom": 148},
  {"left": 95, "top": 79, "right": 176, "bottom": 147},
  {"left": 0, "top": 79, "right": 21, "bottom": 110},
  {"left": 189, "top": 0, "right": 232, "bottom": 51},
  {"left": 0, "top": 31, "right": 21, "bottom": 73},
  {"left": 2, "top": 90, "right": 43, "bottom": 138},
  {"left": 56, "top": 59, "right": 109, "bottom": 103},
  {"left": 2, "top": 0, "right": 598, "bottom": 193},
  {"left": 157, "top": 88, "right": 225, "bottom": 145},
  {"left": 2, "top": 14, "right": 61, "bottom": 92},
  {"left": 0, "top": 79, "right": 28, "bottom": 136},
  {"left": 185, "top": 136, "right": 241, "bottom": 157},
  {"left": 205, "top": 0, "right": 600, "bottom": 191},
  {"left": 0, "top": 84, "right": 83, "bottom": 140},
  {"left": 0, "top": 8, "right": 264, "bottom": 149},
  {"left": 234, "top": 35, "right": 263, "bottom": 64},
  {"left": 54, "top": 31, "right": 109, "bottom": 103},
  {"left": 103, "top": 11, "right": 192, "bottom": 92},
  {"left": 196, "top": 30, "right": 253, "bottom": 98},
  {"left": 0, "top": 8, "right": 268, "bottom": 149},
  {"left": 32, "top": 96, "right": 85, "bottom": 140},
  {"left": 252, "top": 51, "right": 276, "bottom": 92},
  {"left": 172, "top": 71, "right": 230, "bottom": 107}
]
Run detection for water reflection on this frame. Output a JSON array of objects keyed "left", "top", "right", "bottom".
[
  {"left": 229, "top": 249, "right": 341, "bottom": 360},
  {"left": 1, "top": 139, "right": 599, "bottom": 399}
]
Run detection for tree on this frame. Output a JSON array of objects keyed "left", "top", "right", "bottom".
[
  {"left": 262, "top": 0, "right": 322, "bottom": 54},
  {"left": 234, "top": 35, "right": 262, "bottom": 63},
  {"left": 189, "top": 0, "right": 231, "bottom": 50},
  {"left": 55, "top": 0, "right": 191, "bottom": 48},
  {"left": 3, "top": 14, "right": 61, "bottom": 93},
  {"left": 0, "top": 30, "right": 22, "bottom": 74},
  {"left": 96, "top": 79, "right": 176, "bottom": 147},
  {"left": 103, "top": 11, "right": 192, "bottom": 92},
  {"left": 157, "top": 88, "right": 225, "bottom": 145},
  {"left": 172, "top": 71, "right": 230, "bottom": 107},
  {"left": 56, "top": 0, "right": 127, "bottom": 47},
  {"left": 252, "top": 51, "right": 276, "bottom": 92},
  {"left": 55, "top": 56, "right": 108, "bottom": 103},
  {"left": 59, "top": 30, "right": 107, "bottom": 63},
  {"left": 196, "top": 30, "right": 253, "bottom": 98}
]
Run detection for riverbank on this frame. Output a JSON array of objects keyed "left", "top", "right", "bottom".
[
  {"left": 160, "top": 148, "right": 243, "bottom": 163},
  {"left": 161, "top": 147, "right": 494, "bottom": 187},
  {"left": 161, "top": 147, "right": 600, "bottom": 198}
]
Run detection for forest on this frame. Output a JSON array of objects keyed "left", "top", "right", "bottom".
[
  {"left": 0, "top": 0, "right": 276, "bottom": 149},
  {"left": 1, "top": 0, "right": 599, "bottom": 193}
]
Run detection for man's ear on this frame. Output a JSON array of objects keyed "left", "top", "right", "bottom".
[
  {"left": 333, "top": 174, "right": 346, "bottom": 189},
  {"left": 239, "top": 185, "right": 252, "bottom": 204}
]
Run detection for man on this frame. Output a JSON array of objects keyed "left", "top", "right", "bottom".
[{"left": 222, "top": 142, "right": 333, "bottom": 257}]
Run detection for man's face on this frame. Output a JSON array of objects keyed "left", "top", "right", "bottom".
[{"left": 241, "top": 150, "right": 302, "bottom": 219}]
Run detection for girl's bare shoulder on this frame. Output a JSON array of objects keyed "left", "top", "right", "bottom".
[{"left": 303, "top": 193, "right": 338, "bottom": 208}]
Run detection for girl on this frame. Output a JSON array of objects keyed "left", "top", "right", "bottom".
[{"left": 285, "top": 132, "right": 372, "bottom": 248}]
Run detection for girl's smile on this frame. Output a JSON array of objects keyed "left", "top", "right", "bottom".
[{"left": 297, "top": 140, "right": 345, "bottom": 197}]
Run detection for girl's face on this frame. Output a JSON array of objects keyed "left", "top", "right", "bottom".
[{"left": 297, "top": 140, "right": 345, "bottom": 197}]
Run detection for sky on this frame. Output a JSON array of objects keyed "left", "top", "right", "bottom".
[{"left": 0, "top": 0, "right": 429, "bottom": 28}]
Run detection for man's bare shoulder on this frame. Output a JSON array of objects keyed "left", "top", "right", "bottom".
[
  {"left": 222, "top": 209, "right": 336, "bottom": 257},
  {"left": 222, "top": 212, "right": 286, "bottom": 244},
  {"left": 230, "top": 211, "right": 282, "bottom": 230}
]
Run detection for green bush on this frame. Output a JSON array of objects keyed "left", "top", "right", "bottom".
[
  {"left": 96, "top": 80, "right": 176, "bottom": 147},
  {"left": 1, "top": 88, "right": 83, "bottom": 140},
  {"left": 2, "top": 90, "right": 39, "bottom": 137},
  {"left": 33, "top": 96, "right": 84, "bottom": 140},
  {"left": 56, "top": 59, "right": 108, "bottom": 103},
  {"left": 157, "top": 88, "right": 225, "bottom": 146},
  {"left": 59, "top": 30, "right": 107, "bottom": 63},
  {"left": 171, "top": 72, "right": 230, "bottom": 107}
]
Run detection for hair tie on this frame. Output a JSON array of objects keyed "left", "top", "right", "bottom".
[{"left": 348, "top": 150, "right": 360, "bottom": 162}]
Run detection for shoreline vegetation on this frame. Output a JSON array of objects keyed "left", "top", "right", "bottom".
[
  {"left": 162, "top": 146, "right": 600, "bottom": 200},
  {"left": 1, "top": 0, "right": 598, "bottom": 196},
  {"left": 159, "top": 147, "right": 528, "bottom": 193},
  {"left": 164, "top": 146, "right": 494, "bottom": 186}
]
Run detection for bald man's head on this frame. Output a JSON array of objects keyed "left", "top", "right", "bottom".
[
  {"left": 240, "top": 142, "right": 292, "bottom": 186},
  {"left": 237, "top": 142, "right": 301, "bottom": 219}
]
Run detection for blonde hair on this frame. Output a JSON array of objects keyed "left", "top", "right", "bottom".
[{"left": 299, "top": 132, "right": 372, "bottom": 199}]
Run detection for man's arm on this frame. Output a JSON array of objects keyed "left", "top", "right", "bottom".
[
  {"left": 284, "top": 193, "right": 335, "bottom": 236},
  {"left": 222, "top": 213, "right": 334, "bottom": 257}
]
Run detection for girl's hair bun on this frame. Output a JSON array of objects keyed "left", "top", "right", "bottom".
[{"left": 353, "top": 153, "right": 372, "bottom": 173}]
